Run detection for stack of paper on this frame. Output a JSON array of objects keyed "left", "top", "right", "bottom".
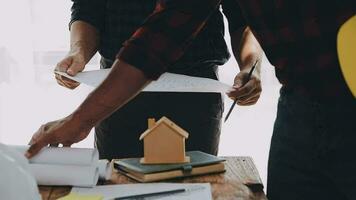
[{"left": 10, "top": 145, "right": 112, "bottom": 187}]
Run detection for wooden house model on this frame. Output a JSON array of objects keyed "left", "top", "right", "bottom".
[{"left": 139, "top": 116, "right": 190, "bottom": 164}]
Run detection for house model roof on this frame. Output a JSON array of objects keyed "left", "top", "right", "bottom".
[{"left": 139, "top": 116, "right": 189, "bottom": 140}]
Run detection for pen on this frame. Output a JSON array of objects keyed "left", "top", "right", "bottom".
[
  {"left": 115, "top": 188, "right": 186, "bottom": 199},
  {"left": 224, "top": 60, "right": 258, "bottom": 122}
]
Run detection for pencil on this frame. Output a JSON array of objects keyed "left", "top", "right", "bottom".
[
  {"left": 115, "top": 188, "right": 186, "bottom": 199},
  {"left": 224, "top": 60, "right": 258, "bottom": 122}
]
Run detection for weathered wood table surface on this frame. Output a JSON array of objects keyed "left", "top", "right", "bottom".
[{"left": 39, "top": 157, "right": 267, "bottom": 200}]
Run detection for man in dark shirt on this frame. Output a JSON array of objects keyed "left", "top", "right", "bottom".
[
  {"left": 27, "top": 0, "right": 355, "bottom": 199},
  {"left": 47, "top": 0, "right": 263, "bottom": 159}
]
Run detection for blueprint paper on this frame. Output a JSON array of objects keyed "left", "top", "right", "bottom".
[
  {"left": 55, "top": 69, "right": 232, "bottom": 93},
  {"left": 72, "top": 183, "right": 212, "bottom": 200}
]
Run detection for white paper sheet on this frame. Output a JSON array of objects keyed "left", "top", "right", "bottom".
[
  {"left": 55, "top": 69, "right": 232, "bottom": 93},
  {"left": 9, "top": 146, "right": 111, "bottom": 187},
  {"left": 72, "top": 183, "right": 212, "bottom": 200}
]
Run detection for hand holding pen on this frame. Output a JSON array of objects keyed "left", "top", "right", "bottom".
[{"left": 225, "top": 60, "right": 261, "bottom": 122}]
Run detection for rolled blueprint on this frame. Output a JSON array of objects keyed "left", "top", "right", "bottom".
[
  {"left": 8, "top": 145, "right": 103, "bottom": 187},
  {"left": 10, "top": 145, "right": 99, "bottom": 166},
  {"left": 30, "top": 164, "right": 99, "bottom": 187},
  {"left": 98, "top": 159, "right": 113, "bottom": 180}
]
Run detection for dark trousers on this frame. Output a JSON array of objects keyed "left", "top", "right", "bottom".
[
  {"left": 267, "top": 87, "right": 356, "bottom": 200},
  {"left": 95, "top": 58, "right": 223, "bottom": 159}
]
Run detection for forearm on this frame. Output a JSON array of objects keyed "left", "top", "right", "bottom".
[
  {"left": 227, "top": 26, "right": 263, "bottom": 105},
  {"left": 231, "top": 26, "right": 263, "bottom": 72},
  {"left": 71, "top": 60, "right": 150, "bottom": 129},
  {"left": 69, "top": 21, "right": 100, "bottom": 63}
]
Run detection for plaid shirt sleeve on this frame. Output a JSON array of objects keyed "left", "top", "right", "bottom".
[
  {"left": 117, "top": 0, "right": 221, "bottom": 80},
  {"left": 69, "top": 0, "right": 107, "bottom": 32}
]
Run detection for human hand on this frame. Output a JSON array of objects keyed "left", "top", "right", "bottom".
[
  {"left": 226, "top": 67, "right": 262, "bottom": 106},
  {"left": 25, "top": 115, "right": 91, "bottom": 158},
  {"left": 54, "top": 51, "right": 86, "bottom": 89}
]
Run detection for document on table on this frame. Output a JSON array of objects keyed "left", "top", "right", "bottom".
[
  {"left": 71, "top": 183, "right": 212, "bottom": 200},
  {"left": 9, "top": 145, "right": 112, "bottom": 187},
  {"left": 55, "top": 69, "right": 232, "bottom": 93}
]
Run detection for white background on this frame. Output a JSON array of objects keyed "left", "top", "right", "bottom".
[{"left": 0, "top": 0, "right": 281, "bottom": 187}]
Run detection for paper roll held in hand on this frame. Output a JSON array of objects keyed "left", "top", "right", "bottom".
[{"left": 9, "top": 145, "right": 112, "bottom": 187}]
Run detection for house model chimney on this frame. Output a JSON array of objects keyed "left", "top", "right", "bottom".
[{"left": 148, "top": 118, "right": 155, "bottom": 129}]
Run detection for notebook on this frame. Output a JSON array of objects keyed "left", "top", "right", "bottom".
[{"left": 114, "top": 151, "right": 225, "bottom": 182}]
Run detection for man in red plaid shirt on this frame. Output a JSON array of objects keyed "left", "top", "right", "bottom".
[{"left": 28, "top": 0, "right": 355, "bottom": 199}]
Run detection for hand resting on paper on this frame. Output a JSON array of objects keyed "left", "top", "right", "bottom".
[
  {"left": 26, "top": 115, "right": 91, "bottom": 158},
  {"left": 226, "top": 66, "right": 262, "bottom": 106}
]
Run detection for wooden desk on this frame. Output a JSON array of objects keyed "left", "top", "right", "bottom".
[{"left": 39, "top": 157, "right": 267, "bottom": 200}]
